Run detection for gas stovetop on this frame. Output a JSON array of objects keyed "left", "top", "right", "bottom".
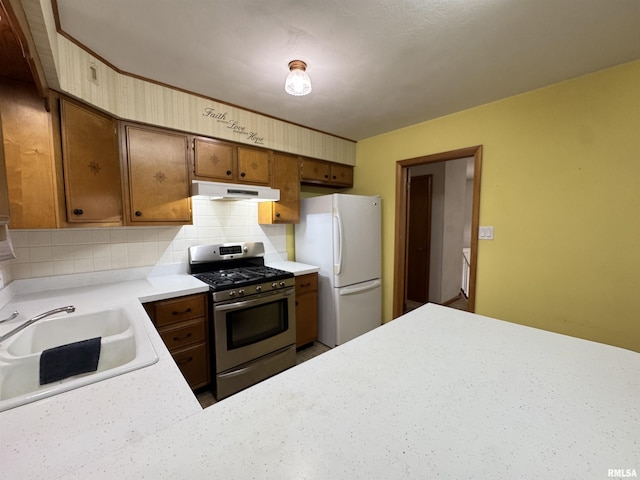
[
  {"left": 193, "top": 266, "right": 293, "bottom": 291},
  {"left": 188, "top": 242, "right": 294, "bottom": 295}
]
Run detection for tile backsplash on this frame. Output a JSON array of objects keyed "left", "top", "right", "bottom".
[{"left": 0, "top": 197, "right": 287, "bottom": 288}]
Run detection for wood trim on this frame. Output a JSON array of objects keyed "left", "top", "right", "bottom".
[
  {"left": 393, "top": 145, "right": 483, "bottom": 318},
  {"left": 442, "top": 294, "right": 463, "bottom": 306},
  {"left": 393, "top": 161, "right": 409, "bottom": 318}
]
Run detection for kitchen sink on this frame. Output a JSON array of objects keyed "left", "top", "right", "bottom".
[
  {"left": 0, "top": 307, "right": 158, "bottom": 412},
  {"left": 7, "top": 309, "right": 132, "bottom": 356}
]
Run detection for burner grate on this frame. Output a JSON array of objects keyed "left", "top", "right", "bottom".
[{"left": 194, "top": 266, "right": 292, "bottom": 291}]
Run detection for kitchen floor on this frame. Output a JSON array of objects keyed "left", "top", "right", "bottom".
[
  {"left": 196, "top": 341, "right": 331, "bottom": 409},
  {"left": 405, "top": 295, "right": 469, "bottom": 313}
]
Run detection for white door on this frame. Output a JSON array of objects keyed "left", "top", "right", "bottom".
[
  {"left": 333, "top": 194, "right": 381, "bottom": 288},
  {"left": 335, "top": 279, "right": 382, "bottom": 345}
]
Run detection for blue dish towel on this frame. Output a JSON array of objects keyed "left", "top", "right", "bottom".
[{"left": 39, "top": 337, "right": 102, "bottom": 385}]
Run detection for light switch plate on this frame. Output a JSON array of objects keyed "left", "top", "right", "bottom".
[{"left": 479, "top": 226, "right": 494, "bottom": 240}]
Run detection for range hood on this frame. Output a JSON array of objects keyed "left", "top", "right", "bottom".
[{"left": 191, "top": 180, "right": 280, "bottom": 202}]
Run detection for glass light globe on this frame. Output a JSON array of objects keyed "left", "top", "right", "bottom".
[{"left": 285, "top": 61, "right": 312, "bottom": 96}]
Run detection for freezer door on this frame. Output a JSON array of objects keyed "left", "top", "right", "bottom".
[
  {"left": 335, "top": 279, "right": 382, "bottom": 345},
  {"left": 333, "top": 194, "right": 381, "bottom": 288}
]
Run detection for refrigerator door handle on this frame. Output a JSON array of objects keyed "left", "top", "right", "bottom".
[
  {"left": 338, "top": 279, "right": 381, "bottom": 296},
  {"left": 334, "top": 208, "right": 344, "bottom": 275}
]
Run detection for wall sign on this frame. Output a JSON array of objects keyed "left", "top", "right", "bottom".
[{"left": 202, "top": 107, "right": 265, "bottom": 145}]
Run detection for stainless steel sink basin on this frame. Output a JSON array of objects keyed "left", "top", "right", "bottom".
[{"left": 0, "top": 307, "right": 158, "bottom": 411}]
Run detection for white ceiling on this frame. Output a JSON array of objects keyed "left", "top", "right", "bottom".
[{"left": 55, "top": 0, "right": 640, "bottom": 141}]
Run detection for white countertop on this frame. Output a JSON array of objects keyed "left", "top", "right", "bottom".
[
  {"left": 266, "top": 260, "right": 320, "bottom": 276},
  {"left": 0, "top": 273, "right": 209, "bottom": 480},
  {"left": 43, "top": 303, "right": 640, "bottom": 480}
]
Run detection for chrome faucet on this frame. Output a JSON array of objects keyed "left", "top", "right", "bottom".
[{"left": 0, "top": 306, "right": 76, "bottom": 343}]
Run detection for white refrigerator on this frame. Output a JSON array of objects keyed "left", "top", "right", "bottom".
[{"left": 295, "top": 194, "right": 382, "bottom": 347}]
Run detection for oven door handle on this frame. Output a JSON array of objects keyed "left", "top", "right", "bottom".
[{"left": 214, "top": 290, "right": 293, "bottom": 312}]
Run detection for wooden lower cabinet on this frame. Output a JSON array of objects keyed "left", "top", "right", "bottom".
[
  {"left": 171, "top": 343, "right": 209, "bottom": 388},
  {"left": 295, "top": 273, "right": 318, "bottom": 348},
  {"left": 143, "top": 293, "right": 210, "bottom": 390}
]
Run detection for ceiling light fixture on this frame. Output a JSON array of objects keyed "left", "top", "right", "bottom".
[{"left": 285, "top": 60, "right": 312, "bottom": 96}]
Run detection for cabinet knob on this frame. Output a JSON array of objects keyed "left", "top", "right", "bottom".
[
  {"left": 240, "top": 172, "right": 246, "bottom": 177},
  {"left": 73, "top": 209, "right": 84, "bottom": 215},
  {"left": 275, "top": 212, "right": 281, "bottom": 218},
  {"left": 324, "top": 174, "right": 329, "bottom": 178},
  {"left": 333, "top": 175, "right": 337, "bottom": 179},
  {"left": 226, "top": 170, "right": 232, "bottom": 175},
  {"left": 135, "top": 211, "right": 142, "bottom": 217}
]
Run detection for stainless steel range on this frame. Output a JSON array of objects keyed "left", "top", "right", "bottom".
[{"left": 188, "top": 242, "right": 296, "bottom": 400}]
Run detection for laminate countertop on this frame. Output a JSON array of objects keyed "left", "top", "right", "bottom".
[
  {"left": 266, "top": 260, "right": 320, "bottom": 276},
  {"left": 41, "top": 303, "right": 640, "bottom": 479},
  {"left": 0, "top": 271, "right": 209, "bottom": 480}
]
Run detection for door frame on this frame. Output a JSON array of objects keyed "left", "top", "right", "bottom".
[{"left": 393, "top": 145, "right": 483, "bottom": 318}]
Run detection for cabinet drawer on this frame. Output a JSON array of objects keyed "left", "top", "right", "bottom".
[
  {"left": 159, "top": 318, "right": 206, "bottom": 351},
  {"left": 172, "top": 343, "right": 209, "bottom": 389},
  {"left": 295, "top": 273, "right": 318, "bottom": 294},
  {"left": 153, "top": 294, "right": 206, "bottom": 327}
]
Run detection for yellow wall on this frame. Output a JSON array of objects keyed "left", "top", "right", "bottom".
[{"left": 352, "top": 60, "right": 640, "bottom": 352}]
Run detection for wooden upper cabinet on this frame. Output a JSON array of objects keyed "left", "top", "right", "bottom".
[
  {"left": 300, "top": 157, "right": 353, "bottom": 188},
  {"left": 258, "top": 152, "right": 299, "bottom": 224},
  {"left": 122, "top": 124, "right": 191, "bottom": 225},
  {"left": 236, "top": 146, "right": 270, "bottom": 185},
  {"left": 300, "top": 157, "right": 330, "bottom": 183},
  {"left": 1, "top": 79, "right": 58, "bottom": 229},
  {"left": 329, "top": 163, "right": 354, "bottom": 187},
  {"left": 193, "top": 138, "right": 270, "bottom": 186},
  {"left": 193, "top": 137, "right": 235, "bottom": 181},
  {"left": 60, "top": 99, "right": 122, "bottom": 224}
]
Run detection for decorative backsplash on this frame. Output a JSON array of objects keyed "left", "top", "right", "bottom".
[{"left": 0, "top": 198, "right": 287, "bottom": 288}]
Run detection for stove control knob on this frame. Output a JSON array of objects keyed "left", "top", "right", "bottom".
[
  {"left": 255, "top": 285, "right": 262, "bottom": 292},
  {"left": 272, "top": 282, "right": 277, "bottom": 289},
  {"left": 228, "top": 291, "right": 236, "bottom": 297},
  {"left": 279, "top": 281, "right": 286, "bottom": 288},
  {"left": 238, "top": 289, "right": 245, "bottom": 296}
]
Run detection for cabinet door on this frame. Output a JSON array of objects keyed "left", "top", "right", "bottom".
[
  {"left": 124, "top": 125, "right": 191, "bottom": 224},
  {"left": 237, "top": 146, "right": 270, "bottom": 185},
  {"left": 193, "top": 137, "right": 235, "bottom": 181},
  {"left": 295, "top": 273, "right": 318, "bottom": 347},
  {"left": 300, "top": 157, "right": 330, "bottom": 182},
  {"left": 1, "top": 79, "right": 57, "bottom": 229},
  {"left": 60, "top": 100, "right": 122, "bottom": 223},
  {"left": 330, "top": 163, "right": 354, "bottom": 187},
  {"left": 258, "top": 152, "right": 299, "bottom": 224}
]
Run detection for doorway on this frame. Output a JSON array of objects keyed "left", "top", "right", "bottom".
[
  {"left": 405, "top": 175, "right": 433, "bottom": 310},
  {"left": 393, "top": 146, "right": 483, "bottom": 318}
]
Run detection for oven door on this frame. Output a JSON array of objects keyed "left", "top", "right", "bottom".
[{"left": 212, "top": 287, "right": 296, "bottom": 373}]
